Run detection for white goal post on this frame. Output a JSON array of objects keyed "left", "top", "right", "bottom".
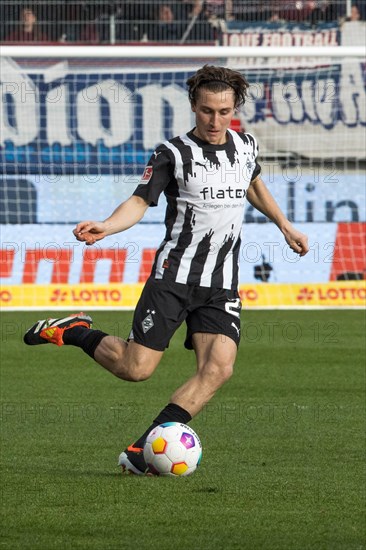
[{"left": 0, "top": 45, "right": 365, "bottom": 310}]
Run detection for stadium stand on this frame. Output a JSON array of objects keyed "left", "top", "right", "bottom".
[{"left": 1, "top": 1, "right": 363, "bottom": 44}]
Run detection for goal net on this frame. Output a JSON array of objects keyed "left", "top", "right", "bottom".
[{"left": 1, "top": 45, "right": 365, "bottom": 309}]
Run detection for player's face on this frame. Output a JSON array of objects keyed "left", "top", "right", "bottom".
[{"left": 191, "top": 88, "right": 236, "bottom": 145}]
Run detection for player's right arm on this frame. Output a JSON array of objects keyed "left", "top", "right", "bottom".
[{"left": 73, "top": 195, "right": 149, "bottom": 246}]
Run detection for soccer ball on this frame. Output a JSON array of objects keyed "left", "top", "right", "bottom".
[{"left": 143, "top": 422, "right": 202, "bottom": 477}]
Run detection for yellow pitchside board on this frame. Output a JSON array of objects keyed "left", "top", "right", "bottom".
[{"left": 0, "top": 282, "right": 365, "bottom": 309}]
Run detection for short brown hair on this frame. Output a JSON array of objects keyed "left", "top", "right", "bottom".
[{"left": 186, "top": 65, "right": 249, "bottom": 108}]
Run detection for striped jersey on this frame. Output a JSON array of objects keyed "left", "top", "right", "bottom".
[{"left": 133, "top": 129, "right": 261, "bottom": 290}]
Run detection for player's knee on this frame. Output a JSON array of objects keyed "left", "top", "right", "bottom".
[
  {"left": 201, "top": 360, "right": 233, "bottom": 387},
  {"left": 128, "top": 366, "right": 153, "bottom": 382},
  {"left": 113, "top": 366, "right": 152, "bottom": 382},
  {"left": 115, "top": 342, "right": 162, "bottom": 382},
  {"left": 117, "top": 357, "right": 155, "bottom": 382},
  {"left": 219, "top": 362, "right": 234, "bottom": 384}
]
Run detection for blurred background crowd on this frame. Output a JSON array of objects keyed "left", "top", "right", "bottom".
[{"left": 1, "top": 0, "right": 365, "bottom": 44}]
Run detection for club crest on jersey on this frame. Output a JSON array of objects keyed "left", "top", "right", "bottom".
[
  {"left": 141, "top": 166, "right": 153, "bottom": 183},
  {"left": 246, "top": 159, "right": 255, "bottom": 173}
]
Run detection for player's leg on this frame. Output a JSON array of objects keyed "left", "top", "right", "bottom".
[
  {"left": 169, "top": 332, "right": 237, "bottom": 416},
  {"left": 91, "top": 337, "right": 163, "bottom": 381},
  {"left": 23, "top": 312, "right": 163, "bottom": 381},
  {"left": 23, "top": 278, "right": 186, "bottom": 381},
  {"left": 119, "top": 289, "right": 241, "bottom": 475},
  {"left": 174, "top": 288, "right": 241, "bottom": 416},
  {"left": 119, "top": 333, "right": 237, "bottom": 474},
  {"left": 118, "top": 280, "right": 197, "bottom": 473}
]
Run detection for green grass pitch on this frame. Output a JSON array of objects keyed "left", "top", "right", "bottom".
[{"left": 1, "top": 310, "right": 365, "bottom": 550}]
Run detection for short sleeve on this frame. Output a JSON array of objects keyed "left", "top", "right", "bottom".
[{"left": 133, "top": 145, "right": 175, "bottom": 207}]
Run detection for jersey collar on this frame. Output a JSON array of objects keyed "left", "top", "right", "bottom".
[{"left": 187, "top": 129, "right": 233, "bottom": 151}]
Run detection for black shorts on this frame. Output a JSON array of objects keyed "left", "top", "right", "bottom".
[{"left": 130, "top": 277, "right": 242, "bottom": 351}]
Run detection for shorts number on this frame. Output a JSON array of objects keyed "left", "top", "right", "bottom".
[{"left": 225, "top": 298, "right": 241, "bottom": 318}]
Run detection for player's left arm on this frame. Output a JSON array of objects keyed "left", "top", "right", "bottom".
[{"left": 247, "top": 175, "right": 309, "bottom": 257}]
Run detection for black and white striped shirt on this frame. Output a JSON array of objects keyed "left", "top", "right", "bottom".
[{"left": 133, "top": 129, "right": 261, "bottom": 290}]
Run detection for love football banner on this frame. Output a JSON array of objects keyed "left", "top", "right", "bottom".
[{"left": 221, "top": 21, "right": 341, "bottom": 49}]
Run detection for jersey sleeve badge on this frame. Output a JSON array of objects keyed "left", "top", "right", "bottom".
[{"left": 141, "top": 166, "right": 153, "bottom": 184}]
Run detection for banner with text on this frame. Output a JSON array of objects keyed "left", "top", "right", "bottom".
[
  {"left": 1, "top": 53, "right": 365, "bottom": 172},
  {"left": 1, "top": 282, "right": 365, "bottom": 309},
  {"left": 1, "top": 223, "right": 365, "bottom": 287},
  {"left": 222, "top": 21, "right": 340, "bottom": 48}
]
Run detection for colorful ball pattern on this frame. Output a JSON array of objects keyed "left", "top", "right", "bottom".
[{"left": 143, "top": 422, "right": 202, "bottom": 477}]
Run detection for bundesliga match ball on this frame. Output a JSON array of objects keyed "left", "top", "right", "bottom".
[{"left": 144, "top": 422, "right": 202, "bottom": 477}]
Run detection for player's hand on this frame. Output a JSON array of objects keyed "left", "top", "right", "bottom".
[
  {"left": 73, "top": 221, "right": 108, "bottom": 245},
  {"left": 283, "top": 228, "right": 309, "bottom": 257}
]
